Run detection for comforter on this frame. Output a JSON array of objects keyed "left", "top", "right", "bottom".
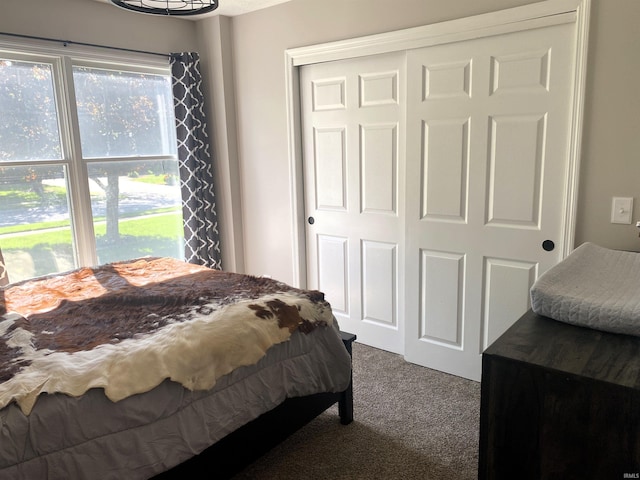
[{"left": 0, "top": 257, "right": 335, "bottom": 414}]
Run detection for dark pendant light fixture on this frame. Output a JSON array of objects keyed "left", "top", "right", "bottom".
[{"left": 110, "top": 0, "right": 219, "bottom": 16}]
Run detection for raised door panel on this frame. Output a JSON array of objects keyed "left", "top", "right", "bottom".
[
  {"left": 419, "top": 250, "right": 465, "bottom": 348},
  {"left": 360, "top": 123, "right": 398, "bottom": 215},
  {"left": 421, "top": 118, "right": 470, "bottom": 222},
  {"left": 487, "top": 115, "right": 545, "bottom": 227},
  {"left": 314, "top": 127, "right": 347, "bottom": 211},
  {"left": 362, "top": 240, "right": 397, "bottom": 328},
  {"left": 317, "top": 235, "right": 349, "bottom": 315},
  {"left": 481, "top": 257, "right": 537, "bottom": 350}
]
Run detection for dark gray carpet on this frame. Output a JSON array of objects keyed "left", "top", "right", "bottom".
[{"left": 232, "top": 342, "right": 481, "bottom": 479}]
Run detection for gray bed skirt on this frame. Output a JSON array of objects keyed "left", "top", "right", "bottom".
[{"left": 0, "top": 322, "right": 351, "bottom": 480}]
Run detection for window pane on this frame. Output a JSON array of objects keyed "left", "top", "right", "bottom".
[
  {"left": 87, "top": 160, "right": 184, "bottom": 264},
  {"left": 0, "top": 59, "right": 62, "bottom": 162},
  {"left": 73, "top": 66, "right": 177, "bottom": 158},
  {"left": 0, "top": 164, "right": 75, "bottom": 283}
]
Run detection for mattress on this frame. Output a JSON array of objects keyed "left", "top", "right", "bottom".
[
  {"left": 530, "top": 242, "right": 640, "bottom": 336},
  {"left": 0, "top": 320, "right": 351, "bottom": 480}
]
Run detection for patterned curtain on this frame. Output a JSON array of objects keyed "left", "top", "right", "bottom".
[{"left": 170, "top": 52, "right": 222, "bottom": 270}]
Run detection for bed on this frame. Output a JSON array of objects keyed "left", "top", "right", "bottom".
[
  {"left": 0, "top": 257, "right": 355, "bottom": 479},
  {"left": 479, "top": 243, "right": 640, "bottom": 479}
]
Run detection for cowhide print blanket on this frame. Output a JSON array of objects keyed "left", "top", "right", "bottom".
[{"left": 0, "top": 257, "right": 334, "bottom": 415}]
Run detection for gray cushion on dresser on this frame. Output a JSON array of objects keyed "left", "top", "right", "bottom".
[{"left": 530, "top": 242, "right": 640, "bottom": 337}]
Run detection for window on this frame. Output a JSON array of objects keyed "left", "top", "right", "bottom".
[{"left": 0, "top": 47, "right": 183, "bottom": 283}]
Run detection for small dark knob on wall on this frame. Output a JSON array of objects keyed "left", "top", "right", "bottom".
[
  {"left": 542, "top": 240, "right": 555, "bottom": 252},
  {"left": 308, "top": 217, "right": 315, "bottom": 225}
]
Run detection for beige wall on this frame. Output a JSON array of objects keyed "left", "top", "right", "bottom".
[
  {"left": 575, "top": 0, "right": 640, "bottom": 252},
  {"left": 229, "top": 0, "right": 640, "bottom": 284},
  {"left": 195, "top": 16, "right": 246, "bottom": 274},
  {"left": 0, "top": 0, "right": 198, "bottom": 54}
]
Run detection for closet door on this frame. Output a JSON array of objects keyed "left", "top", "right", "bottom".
[
  {"left": 404, "top": 20, "right": 578, "bottom": 380},
  {"left": 300, "top": 52, "right": 406, "bottom": 354}
]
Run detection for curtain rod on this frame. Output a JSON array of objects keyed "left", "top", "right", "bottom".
[{"left": 0, "top": 31, "right": 171, "bottom": 59}]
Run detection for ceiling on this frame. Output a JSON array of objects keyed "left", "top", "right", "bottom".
[{"left": 94, "top": 0, "right": 294, "bottom": 18}]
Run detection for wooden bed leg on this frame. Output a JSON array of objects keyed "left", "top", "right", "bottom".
[{"left": 339, "top": 331, "right": 356, "bottom": 425}]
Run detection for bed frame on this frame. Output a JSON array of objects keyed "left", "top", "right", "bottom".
[{"left": 154, "top": 331, "right": 356, "bottom": 479}]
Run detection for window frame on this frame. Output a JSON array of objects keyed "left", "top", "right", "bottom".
[{"left": 0, "top": 37, "right": 177, "bottom": 269}]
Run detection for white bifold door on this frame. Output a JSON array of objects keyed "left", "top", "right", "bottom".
[{"left": 300, "top": 18, "right": 579, "bottom": 381}]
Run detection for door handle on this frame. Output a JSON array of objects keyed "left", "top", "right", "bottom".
[
  {"left": 308, "top": 216, "right": 315, "bottom": 225},
  {"left": 542, "top": 240, "right": 555, "bottom": 251}
]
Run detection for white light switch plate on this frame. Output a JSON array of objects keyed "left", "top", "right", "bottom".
[{"left": 611, "top": 197, "right": 633, "bottom": 224}]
